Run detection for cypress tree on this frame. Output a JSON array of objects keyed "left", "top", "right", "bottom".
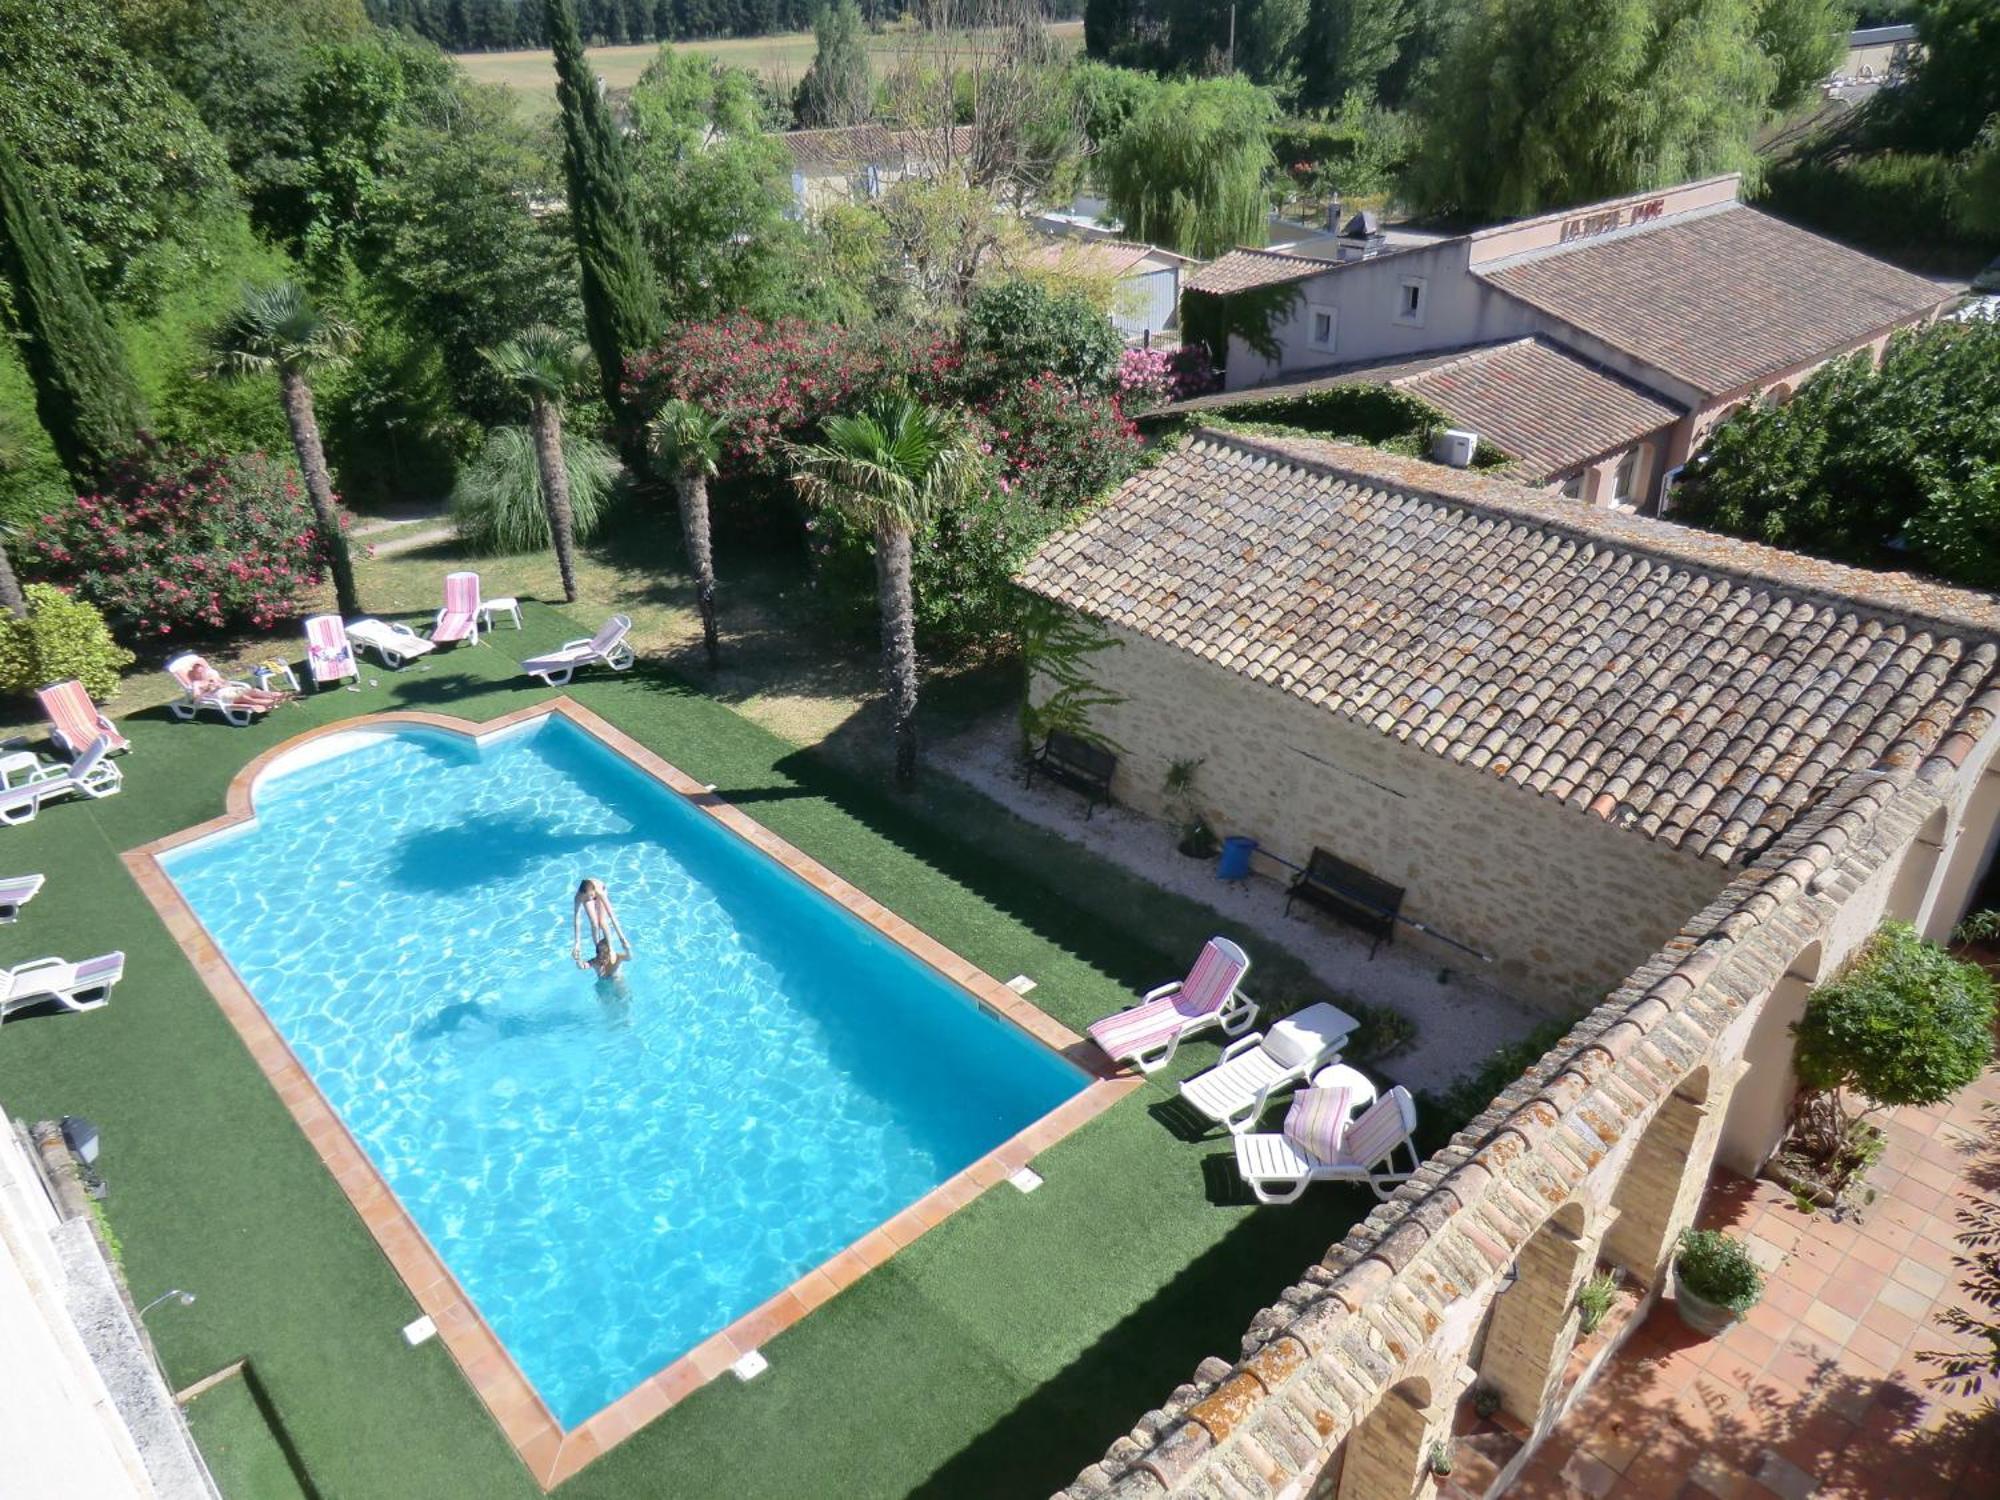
[
  {"left": 0, "top": 138, "right": 146, "bottom": 488},
  {"left": 546, "top": 0, "right": 664, "bottom": 424}
]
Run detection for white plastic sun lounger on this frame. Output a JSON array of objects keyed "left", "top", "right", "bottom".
[
  {"left": 347, "top": 618, "right": 436, "bottom": 670},
  {"left": 1087, "top": 936, "right": 1256, "bottom": 1073},
  {"left": 38, "top": 680, "right": 130, "bottom": 759},
  {"left": 166, "top": 654, "right": 273, "bottom": 727},
  {"left": 1234, "top": 1085, "right": 1421, "bottom": 1203},
  {"left": 0, "top": 951, "right": 124, "bottom": 1019},
  {"left": 431, "top": 571, "right": 481, "bottom": 645},
  {"left": 521, "top": 614, "right": 636, "bottom": 687},
  {"left": 304, "top": 614, "right": 359, "bottom": 690},
  {"left": 0, "top": 739, "right": 123, "bottom": 827},
  {"left": 0, "top": 874, "right": 46, "bottom": 922},
  {"left": 1178, "top": 1000, "right": 1358, "bottom": 1134}
]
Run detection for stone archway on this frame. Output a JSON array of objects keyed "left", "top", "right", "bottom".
[
  {"left": 1337, "top": 1376, "right": 1437, "bottom": 1500},
  {"left": 1602, "top": 1066, "right": 1714, "bottom": 1285},
  {"left": 1887, "top": 807, "right": 1950, "bottom": 930},
  {"left": 1718, "top": 943, "right": 1823, "bottom": 1176},
  {"left": 1477, "top": 1201, "right": 1595, "bottom": 1430},
  {"left": 1922, "top": 761, "right": 2000, "bottom": 941}
]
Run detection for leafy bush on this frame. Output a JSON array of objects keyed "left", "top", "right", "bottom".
[
  {"left": 0, "top": 582, "right": 134, "bottom": 699},
  {"left": 963, "top": 278, "right": 1122, "bottom": 396},
  {"left": 23, "top": 439, "right": 333, "bottom": 637},
  {"left": 1117, "top": 345, "right": 1220, "bottom": 411},
  {"left": 1790, "top": 920, "right": 1996, "bottom": 1159},
  {"left": 1576, "top": 1268, "right": 1621, "bottom": 1334},
  {"left": 450, "top": 425, "right": 617, "bottom": 556},
  {"left": 981, "top": 376, "right": 1143, "bottom": 510},
  {"left": 1675, "top": 1229, "right": 1764, "bottom": 1312},
  {"left": 1761, "top": 152, "right": 1983, "bottom": 263}
]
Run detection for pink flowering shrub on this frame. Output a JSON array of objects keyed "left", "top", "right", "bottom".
[
  {"left": 1116, "top": 345, "right": 1219, "bottom": 412},
  {"left": 624, "top": 316, "right": 963, "bottom": 479},
  {"left": 26, "top": 440, "right": 335, "bottom": 639},
  {"left": 980, "top": 376, "right": 1143, "bottom": 509}
]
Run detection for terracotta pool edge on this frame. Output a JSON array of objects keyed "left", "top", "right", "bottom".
[{"left": 123, "top": 698, "right": 1141, "bottom": 1491}]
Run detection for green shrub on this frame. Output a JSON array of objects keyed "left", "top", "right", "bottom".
[
  {"left": 0, "top": 583, "right": 135, "bottom": 700},
  {"left": 1674, "top": 1229, "right": 1764, "bottom": 1312},
  {"left": 1345, "top": 1001, "right": 1420, "bottom": 1064},
  {"left": 1576, "top": 1268, "right": 1621, "bottom": 1334},
  {"left": 963, "top": 278, "right": 1123, "bottom": 397},
  {"left": 449, "top": 426, "right": 616, "bottom": 556},
  {"left": 1790, "top": 920, "right": 1996, "bottom": 1159}
]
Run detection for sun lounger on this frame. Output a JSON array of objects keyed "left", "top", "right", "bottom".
[
  {"left": 1087, "top": 936, "right": 1256, "bottom": 1073},
  {"left": 0, "top": 739, "right": 123, "bottom": 826},
  {"left": 166, "top": 654, "right": 274, "bottom": 727},
  {"left": 1233, "top": 1085, "right": 1421, "bottom": 1203},
  {"left": 305, "top": 615, "right": 360, "bottom": 690},
  {"left": 520, "top": 615, "right": 636, "bottom": 687},
  {"left": 0, "top": 874, "right": 46, "bottom": 922},
  {"left": 1178, "top": 1000, "right": 1358, "bottom": 1134},
  {"left": 347, "top": 618, "right": 436, "bottom": 670},
  {"left": 0, "top": 951, "right": 124, "bottom": 1019},
  {"left": 37, "top": 680, "right": 129, "bottom": 759},
  {"left": 431, "top": 571, "right": 481, "bottom": 645}
]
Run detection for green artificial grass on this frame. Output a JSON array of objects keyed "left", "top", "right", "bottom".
[
  {"left": 0, "top": 604, "right": 1369, "bottom": 1499},
  {"left": 184, "top": 1373, "right": 315, "bottom": 1500}
]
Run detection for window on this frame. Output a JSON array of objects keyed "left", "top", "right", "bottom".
[
  {"left": 1611, "top": 447, "right": 1640, "bottom": 503},
  {"left": 1395, "top": 276, "right": 1428, "bottom": 328},
  {"left": 1307, "top": 303, "right": 1337, "bottom": 352},
  {"left": 1560, "top": 473, "right": 1585, "bottom": 500}
]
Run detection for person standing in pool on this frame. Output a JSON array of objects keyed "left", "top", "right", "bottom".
[{"left": 571, "top": 878, "right": 632, "bottom": 978}]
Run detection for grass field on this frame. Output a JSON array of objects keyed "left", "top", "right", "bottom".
[
  {"left": 455, "top": 19, "right": 1082, "bottom": 117},
  {"left": 0, "top": 603, "right": 1386, "bottom": 1499}
]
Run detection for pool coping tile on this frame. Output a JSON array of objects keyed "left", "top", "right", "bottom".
[{"left": 123, "top": 698, "right": 1139, "bottom": 1490}]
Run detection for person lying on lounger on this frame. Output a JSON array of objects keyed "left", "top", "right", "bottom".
[
  {"left": 571, "top": 878, "right": 632, "bottom": 978},
  {"left": 187, "top": 657, "right": 293, "bottom": 710}
]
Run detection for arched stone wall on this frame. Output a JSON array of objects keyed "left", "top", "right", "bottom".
[
  {"left": 1477, "top": 1202, "right": 1595, "bottom": 1430},
  {"left": 1336, "top": 1377, "right": 1436, "bottom": 1500},
  {"left": 1922, "top": 760, "right": 2000, "bottom": 941},
  {"left": 1717, "top": 944, "right": 1824, "bottom": 1176},
  {"left": 1601, "top": 1066, "right": 1716, "bottom": 1285},
  {"left": 1886, "top": 807, "right": 1950, "bottom": 928}
]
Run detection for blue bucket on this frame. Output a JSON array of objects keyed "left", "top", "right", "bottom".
[{"left": 1217, "top": 835, "right": 1257, "bottom": 881}]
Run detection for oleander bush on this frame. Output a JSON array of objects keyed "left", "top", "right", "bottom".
[
  {"left": 0, "top": 582, "right": 134, "bottom": 699},
  {"left": 24, "top": 439, "right": 333, "bottom": 637}
]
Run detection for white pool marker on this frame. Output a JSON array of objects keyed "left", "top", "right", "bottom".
[
  {"left": 702, "top": 783, "right": 718, "bottom": 794},
  {"left": 1006, "top": 975, "right": 1037, "bottom": 995},
  {"left": 402, "top": 1315, "right": 438, "bottom": 1347},
  {"left": 1008, "top": 1167, "right": 1043, "bottom": 1194},
  {"left": 730, "top": 1349, "right": 769, "bottom": 1382}
]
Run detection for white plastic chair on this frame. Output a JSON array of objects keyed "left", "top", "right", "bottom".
[{"left": 1177, "top": 1001, "right": 1357, "bottom": 1134}]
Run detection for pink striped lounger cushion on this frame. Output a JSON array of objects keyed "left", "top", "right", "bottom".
[
  {"left": 1340, "top": 1091, "right": 1409, "bottom": 1169},
  {"left": 1282, "top": 1085, "right": 1353, "bottom": 1163}
]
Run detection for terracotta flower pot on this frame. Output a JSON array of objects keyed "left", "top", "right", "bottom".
[{"left": 1672, "top": 1266, "right": 1746, "bottom": 1337}]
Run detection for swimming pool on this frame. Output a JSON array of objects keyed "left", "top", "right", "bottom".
[{"left": 159, "top": 712, "right": 1087, "bottom": 1428}]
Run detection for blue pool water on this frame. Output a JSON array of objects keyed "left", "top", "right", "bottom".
[{"left": 162, "top": 716, "right": 1084, "bottom": 1425}]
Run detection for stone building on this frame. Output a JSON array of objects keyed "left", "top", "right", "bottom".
[
  {"left": 1175, "top": 176, "right": 1949, "bottom": 510},
  {"left": 1019, "top": 434, "right": 2000, "bottom": 1500},
  {"left": 779, "top": 124, "right": 975, "bottom": 216}
]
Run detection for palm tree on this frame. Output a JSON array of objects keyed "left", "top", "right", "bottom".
[
  {"left": 788, "top": 396, "right": 979, "bottom": 787},
  {"left": 648, "top": 399, "right": 728, "bottom": 669},
  {"left": 484, "top": 326, "right": 590, "bottom": 603},
  {"left": 209, "top": 282, "right": 361, "bottom": 617}
]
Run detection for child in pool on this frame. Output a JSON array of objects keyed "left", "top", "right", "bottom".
[{"left": 570, "top": 878, "right": 632, "bottom": 978}]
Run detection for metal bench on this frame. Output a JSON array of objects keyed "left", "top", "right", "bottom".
[
  {"left": 1285, "top": 847, "right": 1405, "bottom": 957},
  {"left": 1025, "top": 729, "right": 1117, "bottom": 818}
]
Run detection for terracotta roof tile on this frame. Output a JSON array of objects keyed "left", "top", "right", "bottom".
[
  {"left": 1017, "top": 432, "right": 2000, "bottom": 864},
  {"left": 1478, "top": 205, "right": 1948, "bottom": 395},
  {"left": 1184, "top": 248, "right": 1342, "bottom": 295},
  {"left": 780, "top": 124, "right": 974, "bottom": 175},
  {"left": 1154, "top": 339, "right": 1684, "bottom": 481}
]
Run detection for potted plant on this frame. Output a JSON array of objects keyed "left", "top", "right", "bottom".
[
  {"left": 1427, "top": 1439, "right": 1454, "bottom": 1478},
  {"left": 1163, "top": 758, "right": 1220, "bottom": 859},
  {"left": 1672, "top": 1228, "right": 1763, "bottom": 1336},
  {"left": 1471, "top": 1384, "right": 1501, "bottom": 1421}
]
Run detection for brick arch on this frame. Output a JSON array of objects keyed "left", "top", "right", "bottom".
[
  {"left": 1921, "top": 752, "right": 2000, "bottom": 940},
  {"left": 1475, "top": 1198, "right": 1598, "bottom": 1429},
  {"left": 1886, "top": 805, "right": 1951, "bottom": 929},
  {"left": 1336, "top": 1375, "right": 1436, "bottom": 1500},
  {"left": 1719, "top": 942, "right": 1824, "bottom": 1175},
  {"left": 1602, "top": 1063, "right": 1718, "bottom": 1284}
]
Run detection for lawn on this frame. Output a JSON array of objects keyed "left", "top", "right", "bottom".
[
  {"left": 0, "top": 605, "right": 1370, "bottom": 1499},
  {"left": 456, "top": 20, "right": 1084, "bottom": 119}
]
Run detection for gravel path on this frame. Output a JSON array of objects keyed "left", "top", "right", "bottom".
[{"left": 939, "top": 715, "right": 1552, "bottom": 1094}]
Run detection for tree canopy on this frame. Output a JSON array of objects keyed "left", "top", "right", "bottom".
[
  {"left": 795, "top": 1, "right": 874, "bottom": 128},
  {"left": 1098, "top": 75, "right": 1277, "bottom": 258}
]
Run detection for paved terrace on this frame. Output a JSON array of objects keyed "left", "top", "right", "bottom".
[
  {"left": 1515, "top": 1054, "right": 2000, "bottom": 1500},
  {"left": 0, "top": 604, "right": 1448, "bottom": 1499}
]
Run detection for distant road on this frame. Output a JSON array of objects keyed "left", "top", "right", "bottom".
[{"left": 455, "top": 20, "right": 1084, "bottom": 118}]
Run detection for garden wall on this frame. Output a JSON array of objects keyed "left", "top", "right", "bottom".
[{"left": 1053, "top": 623, "right": 1736, "bottom": 1012}]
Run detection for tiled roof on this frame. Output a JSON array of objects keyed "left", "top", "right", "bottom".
[
  {"left": 1184, "top": 247, "right": 1341, "bottom": 295},
  {"left": 1017, "top": 432, "right": 2000, "bottom": 864},
  {"left": 1151, "top": 338, "right": 1685, "bottom": 481},
  {"left": 1478, "top": 204, "right": 1949, "bottom": 395},
  {"left": 779, "top": 124, "right": 974, "bottom": 175},
  {"left": 1023, "top": 238, "right": 1172, "bottom": 280}
]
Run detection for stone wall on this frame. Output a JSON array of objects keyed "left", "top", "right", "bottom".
[{"left": 1056, "top": 625, "right": 1733, "bottom": 1011}]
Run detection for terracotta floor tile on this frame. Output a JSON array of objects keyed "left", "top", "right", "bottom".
[{"left": 1818, "top": 1269, "right": 1887, "bottom": 1320}]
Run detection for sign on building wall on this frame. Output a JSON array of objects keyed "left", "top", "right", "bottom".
[{"left": 1560, "top": 198, "right": 1666, "bottom": 244}]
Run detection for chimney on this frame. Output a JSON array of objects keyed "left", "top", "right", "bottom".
[
  {"left": 1336, "top": 210, "right": 1383, "bottom": 262},
  {"left": 1325, "top": 193, "right": 1343, "bottom": 233}
]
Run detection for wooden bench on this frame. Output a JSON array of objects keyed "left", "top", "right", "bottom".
[
  {"left": 1025, "top": 730, "right": 1117, "bottom": 818},
  {"left": 1285, "top": 847, "right": 1405, "bottom": 957}
]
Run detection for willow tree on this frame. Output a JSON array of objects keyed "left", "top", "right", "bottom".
[
  {"left": 1098, "top": 75, "right": 1278, "bottom": 259},
  {"left": 0, "top": 137, "right": 145, "bottom": 488},
  {"left": 208, "top": 281, "right": 361, "bottom": 617},
  {"left": 545, "top": 0, "right": 662, "bottom": 421},
  {"left": 788, "top": 397, "right": 980, "bottom": 787}
]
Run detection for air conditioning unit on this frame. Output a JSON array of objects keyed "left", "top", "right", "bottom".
[{"left": 1432, "top": 429, "right": 1478, "bottom": 468}]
